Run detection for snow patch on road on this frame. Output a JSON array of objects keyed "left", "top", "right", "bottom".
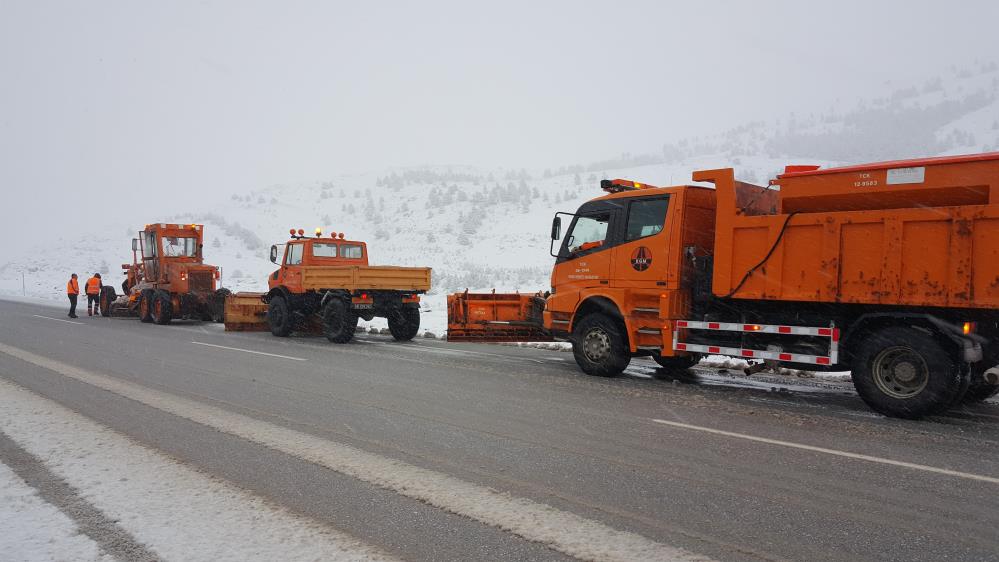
[
  {"left": 0, "top": 461, "right": 112, "bottom": 562},
  {"left": 0, "top": 378, "right": 394, "bottom": 562}
]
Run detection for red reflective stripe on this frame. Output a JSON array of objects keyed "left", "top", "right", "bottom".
[
  {"left": 676, "top": 320, "right": 688, "bottom": 328},
  {"left": 708, "top": 322, "right": 720, "bottom": 329},
  {"left": 818, "top": 328, "right": 832, "bottom": 336},
  {"left": 676, "top": 343, "right": 687, "bottom": 350},
  {"left": 832, "top": 328, "right": 841, "bottom": 342},
  {"left": 816, "top": 357, "right": 831, "bottom": 365},
  {"left": 779, "top": 353, "right": 792, "bottom": 361},
  {"left": 778, "top": 326, "right": 791, "bottom": 334},
  {"left": 743, "top": 324, "right": 754, "bottom": 331},
  {"left": 741, "top": 350, "right": 754, "bottom": 357},
  {"left": 708, "top": 346, "right": 720, "bottom": 353}
]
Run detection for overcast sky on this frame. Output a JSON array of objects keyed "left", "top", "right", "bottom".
[{"left": 2, "top": 0, "right": 998, "bottom": 244}]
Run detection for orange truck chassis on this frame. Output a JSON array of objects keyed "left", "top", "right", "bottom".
[{"left": 448, "top": 152, "right": 999, "bottom": 418}]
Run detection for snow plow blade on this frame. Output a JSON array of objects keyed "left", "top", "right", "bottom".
[
  {"left": 447, "top": 291, "right": 553, "bottom": 342},
  {"left": 224, "top": 292, "right": 269, "bottom": 332}
]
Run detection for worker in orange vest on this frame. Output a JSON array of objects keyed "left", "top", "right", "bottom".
[
  {"left": 85, "top": 273, "right": 103, "bottom": 316},
  {"left": 66, "top": 273, "right": 80, "bottom": 318}
]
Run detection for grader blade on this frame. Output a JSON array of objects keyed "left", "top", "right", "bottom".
[
  {"left": 223, "top": 293, "right": 269, "bottom": 332},
  {"left": 447, "top": 291, "right": 553, "bottom": 342}
]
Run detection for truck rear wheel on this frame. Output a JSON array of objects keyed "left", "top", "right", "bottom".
[
  {"left": 99, "top": 286, "right": 117, "bottom": 318},
  {"left": 151, "top": 290, "right": 173, "bottom": 325},
  {"left": 322, "top": 299, "right": 357, "bottom": 343},
  {"left": 572, "top": 313, "right": 631, "bottom": 377},
  {"left": 651, "top": 353, "right": 699, "bottom": 379},
  {"left": 139, "top": 289, "right": 154, "bottom": 323},
  {"left": 851, "top": 326, "right": 965, "bottom": 419},
  {"left": 388, "top": 307, "right": 420, "bottom": 341},
  {"left": 211, "top": 288, "right": 231, "bottom": 323},
  {"left": 268, "top": 296, "right": 293, "bottom": 337}
]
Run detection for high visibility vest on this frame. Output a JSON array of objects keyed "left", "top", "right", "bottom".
[
  {"left": 67, "top": 279, "right": 79, "bottom": 295},
  {"left": 85, "top": 277, "right": 101, "bottom": 295}
]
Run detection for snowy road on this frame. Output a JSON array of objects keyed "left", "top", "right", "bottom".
[{"left": 1, "top": 298, "right": 997, "bottom": 561}]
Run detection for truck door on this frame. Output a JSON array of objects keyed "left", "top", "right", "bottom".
[
  {"left": 611, "top": 196, "right": 672, "bottom": 288},
  {"left": 554, "top": 202, "right": 621, "bottom": 293},
  {"left": 279, "top": 242, "right": 305, "bottom": 291},
  {"left": 140, "top": 230, "right": 160, "bottom": 283}
]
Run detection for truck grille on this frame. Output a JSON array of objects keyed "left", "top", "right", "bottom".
[{"left": 188, "top": 271, "right": 213, "bottom": 292}]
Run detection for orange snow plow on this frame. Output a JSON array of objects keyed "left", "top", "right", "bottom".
[
  {"left": 222, "top": 292, "right": 269, "bottom": 331},
  {"left": 446, "top": 290, "right": 553, "bottom": 342}
]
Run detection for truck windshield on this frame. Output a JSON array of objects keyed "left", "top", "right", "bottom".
[
  {"left": 162, "top": 236, "right": 198, "bottom": 257},
  {"left": 566, "top": 213, "right": 610, "bottom": 254},
  {"left": 313, "top": 243, "right": 337, "bottom": 258}
]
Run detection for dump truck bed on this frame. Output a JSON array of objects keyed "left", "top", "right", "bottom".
[
  {"left": 707, "top": 152, "right": 999, "bottom": 309},
  {"left": 301, "top": 265, "right": 432, "bottom": 292}
]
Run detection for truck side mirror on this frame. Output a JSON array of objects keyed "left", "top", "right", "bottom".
[
  {"left": 551, "top": 216, "right": 562, "bottom": 240},
  {"left": 131, "top": 239, "right": 139, "bottom": 252},
  {"left": 269, "top": 245, "right": 279, "bottom": 264}
]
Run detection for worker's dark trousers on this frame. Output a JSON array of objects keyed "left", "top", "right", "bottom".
[
  {"left": 87, "top": 294, "right": 99, "bottom": 314},
  {"left": 68, "top": 294, "right": 77, "bottom": 317}
]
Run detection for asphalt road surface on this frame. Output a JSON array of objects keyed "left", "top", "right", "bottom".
[{"left": 1, "top": 297, "right": 997, "bottom": 562}]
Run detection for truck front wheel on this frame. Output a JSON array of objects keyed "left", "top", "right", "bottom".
[
  {"left": 322, "top": 299, "right": 357, "bottom": 343},
  {"left": 268, "top": 296, "right": 293, "bottom": 337},
  {"left": 388, "top": 307, "right": 420, "bottom": 341},
  {"left": 139, "top": 289, "right": 154, "bottom": 323},
  {"left": 572, "top": 313, "right": 631, "bottom": 377},
  {"left": 151, "top": 290, "right": 173, "bottom": 325},
  {"left": 851, "top": 326, "right": 965, "bottom": 419}
]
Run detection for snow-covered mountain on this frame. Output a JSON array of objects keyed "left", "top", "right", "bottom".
[{"left": 4, "top": 63, "right": 999, "bottom": 335}]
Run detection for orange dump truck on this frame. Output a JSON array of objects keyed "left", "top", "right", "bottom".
[{"left": 448, "top": 152, "right": 999, "bottom": 418}]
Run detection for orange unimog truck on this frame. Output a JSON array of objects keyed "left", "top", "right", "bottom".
[
  {"left": 448, "top": 152, "right": 999, "bottom": 418},
  {"left": 100, "top": 223, "right": 227, "bottom": 324},
  {"left": 226, "top": 228, "right": 431, "bottom": 343}
]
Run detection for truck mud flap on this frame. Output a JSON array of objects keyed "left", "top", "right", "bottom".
[
  {"left": 447, "top": 291, "right": 553, "bottom": 342},
  {"left": 223, "top": 293, "right": 269, "bottom": 332}
]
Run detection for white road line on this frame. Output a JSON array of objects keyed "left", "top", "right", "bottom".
[
  {"left": 191, "top": 341, "right": 307, "bottom": 361},
  {"left": 31, "top": 315, "right": 84, "bottom": 326},
  {"left": 651, "top": 418, "right": 999, "bottom": 485},
  {"left": 0, "top": 379, "right": 394, "bottom": 561},
  {"left": 0, "top": 342, "right": 709, "bottom": 562}
]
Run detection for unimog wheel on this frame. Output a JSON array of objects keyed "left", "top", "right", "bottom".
[
  {"left": 268, "top": 296, "right": 293, "bottom": 337},
  {"left": 572, "top": 313, "right": 631, "bottom": 377},
  {"left": 650, "top": 353, "right": 700, "bottom": 380},
  {"left": 139, "top": 289, "right": 155, "bottom": 323},
  {"left": 151, "top": 290, "right": 173, "bottom": 325},
  {"left": 851, "top": 326, "right": 966, "bottom": 419},
  {"left": 210, "top": 288, "right": 231, "bottom": 323},
  {"left": 99, "top": 286, "right": 117, "bottom": 318},
  {"left": 322, "top": 298, "right": 357, "bottom": 344},
  {"left": 388, "top": 307, "right": 421, "bottom": 341}
]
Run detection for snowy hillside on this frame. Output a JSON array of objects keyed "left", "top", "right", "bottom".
[{"left": 4, "top": 63, "right": 999, "bottom": 335}]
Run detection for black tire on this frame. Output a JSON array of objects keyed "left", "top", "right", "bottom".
[
  {"left": 571, "top": 313, "right": 631, "bottom": 377},
  {"left": 268, "top": 296, "right": 293, "bottom": 337},
  {"left": 962, "top": 365, "right": 999, "bottom": 404},
  {"left": 139, "top": 289, "right": 155, "bottom": 323},
  {"left": 388, "top": 307, "right": 421, "bottom": 341},
  {"left": 151, "top": 290, "right": 173, "bottom": 325},
  {"left": 99, "top": 286, "right": 117, "bottom": 318},
  {"left": 651, "top": 353, "right": 699, "bottom": 380},
  {"left": 322, "top": 298, "right": 357, "bottom": 343},
  {"left": 851, "top": 326, "right": 965, "bottom": 419},
  {"left": 211, "top": 288, "right": 231, "bottom": 323}
]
